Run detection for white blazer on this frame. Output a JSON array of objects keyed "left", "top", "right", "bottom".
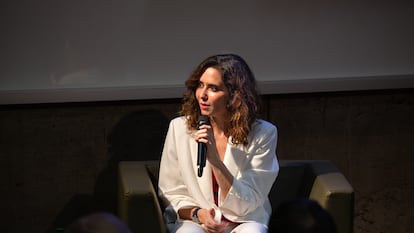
[{"left": 158, "top": 116, "right": 279, "bottom": 225}]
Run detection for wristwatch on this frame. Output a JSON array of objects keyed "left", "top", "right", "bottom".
[{"left": 191, "top": 207, "right": 201, "bottom": 224}]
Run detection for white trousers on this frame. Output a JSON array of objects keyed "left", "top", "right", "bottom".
[{"left": 169, "top": 220, "right": 268, "bottom": 233}]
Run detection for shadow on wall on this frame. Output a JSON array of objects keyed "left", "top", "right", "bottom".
[
  {"left": 48, "top": 109, "right": 169, "bottom": 233},
  {"left": 94, "top": 109, "right": 170, "bottom": 212},
  {"left": 107, "top": 109, "right": 170, "bottom": 161}
]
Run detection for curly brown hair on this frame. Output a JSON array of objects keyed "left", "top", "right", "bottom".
[{"left": 180, "top": 54, "right": 261, "bottom": 145}]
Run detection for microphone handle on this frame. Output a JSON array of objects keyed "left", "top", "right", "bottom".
[
  {"left": 198, "top": 165, "right": 203, "bottom": 177},
  {"left": 197, "top": 143, "right": 201, "bottom": 166},
  {"left": 197, "top": 115, "right": 210, "bottom": 177},
  {"left": 197, "top": 142, "right": 206, "bottom": 177}
]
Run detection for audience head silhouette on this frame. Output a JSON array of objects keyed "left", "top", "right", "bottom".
[
  {"left": 64, "top": 212, "right": 131, "bottom": 233},
  {"left": 270, "top": 198, "right": 337, "bottom": 233}
]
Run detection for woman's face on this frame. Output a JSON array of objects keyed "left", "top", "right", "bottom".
[{"left": 196, "top": 67, "right": 230, "bottom": 119}]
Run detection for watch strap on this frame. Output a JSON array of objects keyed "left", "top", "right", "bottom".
[{"left": 191, "top": 207, "right": 201, "bottom": 224}]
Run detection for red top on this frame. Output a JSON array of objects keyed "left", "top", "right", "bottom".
[{"left": 212, "top": 171, "right": 237, "bottom": 224}]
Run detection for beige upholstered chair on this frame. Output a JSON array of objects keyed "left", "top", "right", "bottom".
[{"left": 118, "top": 160, "right": 354, "bottom": 233}]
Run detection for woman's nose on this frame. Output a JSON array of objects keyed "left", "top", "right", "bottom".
[{"left": 200, "top": 89, "right": 208, "bottom": 101}]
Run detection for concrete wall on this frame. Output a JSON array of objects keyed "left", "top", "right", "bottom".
[{"left": 1, "top": 89, "right": 413, "bottom": 233}]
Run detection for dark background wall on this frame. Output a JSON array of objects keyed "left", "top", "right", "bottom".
[{"left": 1, "top": 88, "right": 413, "bottom": 233}]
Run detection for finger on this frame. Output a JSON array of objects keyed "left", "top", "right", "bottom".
[
  {"left": 195, "top": 131, "right": 209, "bottom": 143},
  {"left": 204, "top": 225, "right": 221, "bottom": 233},
  {"left": 205, "top": 222, "right": 227, "bottom": 233},
  {"left": 198, "top": 124, "right": 211, "bottom": 130},
  {"left": 209, "top": 208, "right": 216, "bottom": 217},
  {"left": 203, "top": 221, "right": 217, "bottom": 233},
  {"left": 196, "top": 137, "right": 209, "bottom": 144}
]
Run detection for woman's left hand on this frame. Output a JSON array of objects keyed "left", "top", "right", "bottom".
[{"left": 201, "top": 208, "right": 228, "bottom": 233}]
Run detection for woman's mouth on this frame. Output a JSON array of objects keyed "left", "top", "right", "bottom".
[{"left": 200, "top": 103, "right": 209, "bottom": 110}]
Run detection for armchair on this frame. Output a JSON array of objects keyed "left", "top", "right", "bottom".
[{"left": 118, "top": 160, "right": 354, "bottom": 233}]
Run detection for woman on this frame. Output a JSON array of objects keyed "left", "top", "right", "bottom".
[{"left": 158, "top": 54, "right": 279, "bottom": 233}]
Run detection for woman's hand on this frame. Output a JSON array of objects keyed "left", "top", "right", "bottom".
[
  {"left": 195, "top": 125, "right": 221, "bottom": 165},
  {"left": 195, "top": 124, "right": 234, "bottom": 199},
  {"left": 199, "top": 208, "right": 228, "bottom": 233}
]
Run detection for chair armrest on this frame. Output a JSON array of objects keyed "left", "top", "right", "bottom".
[
  {"left": 118, "top": 161, "right": 166, "bottom": 233},
  {"left": 310, "top": 172, "right": 354, "bottom": 233}
]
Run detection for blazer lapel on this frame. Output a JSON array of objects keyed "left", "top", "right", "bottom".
[
  {"left": 190, "top": 140, "right": 215, "bottom": 205},
  {"left": 223, "top": 139, "right": 248, "bottom": 177}
]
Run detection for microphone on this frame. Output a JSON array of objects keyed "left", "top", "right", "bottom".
[{"left": 197, "top": 115, "right": 210, "bottom": 177}]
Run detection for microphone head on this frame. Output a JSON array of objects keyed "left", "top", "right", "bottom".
[{"left": 197, "top": 115, "right": 210, "bottom": 128}]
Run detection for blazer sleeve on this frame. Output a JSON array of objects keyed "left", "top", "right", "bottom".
[
  {"left": 158, "top": 118, "right": 199, "bottom": 213},
  {"left": 221, "top": 121, "right": 279, "bottom": 217}
]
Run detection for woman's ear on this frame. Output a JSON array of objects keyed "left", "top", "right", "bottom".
[{"left": 231, "top": 93, "right": 242, "bottom": 109}]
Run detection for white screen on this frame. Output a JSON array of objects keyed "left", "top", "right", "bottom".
[{"left": 1, "top": 0, "right": 413, "bottom": 104}]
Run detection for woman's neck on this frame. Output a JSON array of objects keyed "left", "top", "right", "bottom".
[{"left": 210, "top": 116, "right": 230, "bottom": 138}]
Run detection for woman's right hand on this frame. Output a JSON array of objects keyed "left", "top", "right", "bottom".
[
  {"left": 195, "top": 125, "right": 221, "bottom": 166},
  {"left": 199, "top": 208, "right": 228, "bottom": 233}
]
